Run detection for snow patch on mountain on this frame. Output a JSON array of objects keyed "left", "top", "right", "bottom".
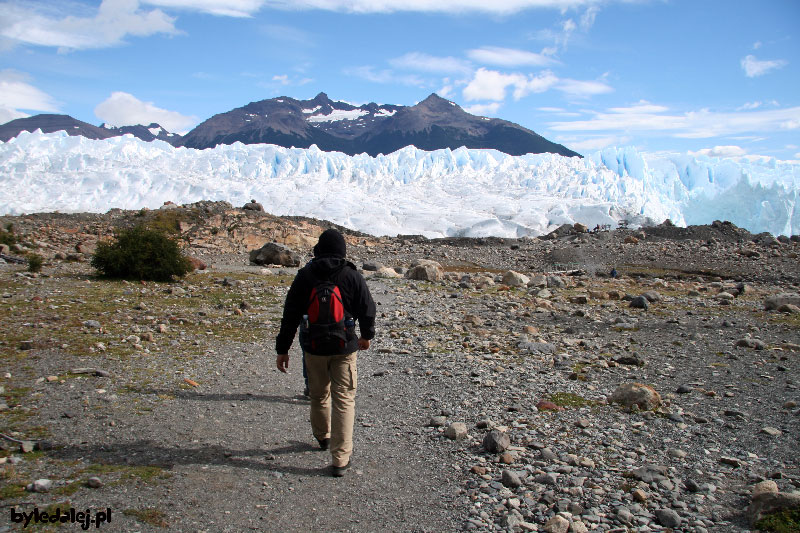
[
  {"left": 307, "top": 109, "right": 369, "bottom": 123},
  {"left": 0, "top": 130, "right": 797, "bottom": 238}
]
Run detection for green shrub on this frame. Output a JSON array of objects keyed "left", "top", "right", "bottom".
[
  {"left": 27, "top": 253, "right": 44, "bottom": 273},
  {"left": 91, "top": 225, "right": 192, "bottom": 282},
  {"left": 755, "top": 509, "right": 800, "bottom": 533},
  {"left": 0, "top": 226, "right": 15, "bottom": 247}
]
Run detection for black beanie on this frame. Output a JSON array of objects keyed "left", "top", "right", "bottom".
[{"left": 313, "top": 229, "right": 346, "bottom": 258}]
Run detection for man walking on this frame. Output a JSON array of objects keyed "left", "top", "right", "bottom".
[{"left": 275, "top": 229, "right": 376, "bottom": 477}]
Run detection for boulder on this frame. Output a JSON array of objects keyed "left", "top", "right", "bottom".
[
  {"left": 528, "top": 274, "right": 547, "bottom": 288},
  {"left": 405, "top": 259, "right": 443, "bottom": 282},
  {"left": 609, "top": 383, "right": 662, "bottom": 410},
  {"left": 249, "top": 243, "right": 300, "bottom": 267},
  {"left": 541, "top": 224, "right": 574, "bottom": 240},
  {"left": 764, "top": 293, "right": 800, "bottom": 311},
  {"left": 482, "top": 429, "right": 510, "bottom": 453},
  {"left": 375, "top": 266, "right": 402, "bottom": 279},
  {"left": 444, "top": 422, "right": 468, "bottom": 440},
  {"left": 629, "top": 295, "right": 649, "bottom": 309},
  {"left": 186, "top": 256, "right": 207, "bottom": 271},
  {"left": 242, "top": 199, "right": 264, "bottom": 211},
  {"left": 502, "top": 270, "right": 530, "bottom": 287}
]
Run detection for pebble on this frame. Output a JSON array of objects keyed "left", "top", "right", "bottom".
[{"left": 444, "top": 422, "right": 468, "bottom": 440}]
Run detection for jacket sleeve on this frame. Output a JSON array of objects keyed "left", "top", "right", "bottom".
[
  {"left": 353, "top": 272, "right": 377, "bottom": 341},
  {"left": 275, "top": 272, "right": 308, "bottom": 354}
]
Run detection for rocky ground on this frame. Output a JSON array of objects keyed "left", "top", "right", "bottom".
[{"left": 1, "top": 203, "right": 799, "bottom": 532}]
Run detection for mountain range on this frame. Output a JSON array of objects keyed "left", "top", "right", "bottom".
[{"left": 0, "top": 93, "right": 580, "bottom": 157}]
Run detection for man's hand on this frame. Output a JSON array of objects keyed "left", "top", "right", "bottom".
[
  {"left": 357, "top": 338, "right": 370, "bottom": 351},
  {"left": 276, "top": 353, "right": 289, "bottom": 373}
]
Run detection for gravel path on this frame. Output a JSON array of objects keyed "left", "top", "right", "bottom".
[{"left": 2, "top": 230, "right": 799, "bottom": 532}]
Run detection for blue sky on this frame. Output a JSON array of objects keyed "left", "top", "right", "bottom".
[{"left": 1, "top": 0, "right": 798, "bottom": 159}]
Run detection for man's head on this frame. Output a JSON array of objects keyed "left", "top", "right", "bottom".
[{"left": 313, "top": 228, "right": 346, "bottom": 258}]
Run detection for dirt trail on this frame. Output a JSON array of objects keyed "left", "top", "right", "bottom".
[{"left": 4, "top": 274, "right": 467, "bottom": 532}]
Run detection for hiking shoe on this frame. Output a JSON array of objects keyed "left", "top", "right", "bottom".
[
  {"left": 317, "top": 438, "right": 330, "bottom": 451},
  {"left": 332, "top": 461, "right": 350, "bottom": 478}
]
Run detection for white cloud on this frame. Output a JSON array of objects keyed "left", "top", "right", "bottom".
[
  {"left": 438, "top": 81, "right": 455, "bottom": 99},
  {"left": 94, "top": 92, "right": 197, "bottom": 132},
  {"left": 556, "top": 77, "right": 613, "bottom": 98},
  {"left": 463, "top": 68, "right": 558, "bottom": 101},
  {"left": 0, "top": 106, "right": 27, "bottom": 124},
  {"left": 344, "top": 66, "right": 426, "bottom": 87},
  {"left": 537, "top": 106, "right": 581, "bottom": 117},
  {"left": 467, "top": 46, "right": 555, "bottom": 67},
  {"left": 0, "top": 0, "right": 178, "bottom": 50},
  {"left": 0, "top": 70, "right": 60, "bottom": 124},
  {"left": 272, "top": 74, "right": 290, "bottom": 85},
  {"left": 258, "top": 1, "right": 612, "bottom": 15},
  {"left": 689, "top": 146, "right": 747, "bottom": 158},
  {"left": 548, "top": 102, "right": 800, "bottom": 141},
  {"left": 390, "top": 52, "right": 472, "bottom": 74},
  {"left": 562, "top": 134, "right": 626, "bottom": 152},
  {"left": 463, "top": 102, "right": 502, "bottom": 116},
  {"left": 753, "top": 41, "right": 762, "bottom": 50},
  {"left": 741, "top": 54, "right": 788, "bottom": 78},
  {"left": 143, "top": 0, "right": 265, "bottom": 17},
  {"left": 463, "top": 69, "right": 522, "bottom": 101},
  {"left": 607, "top": 101, "right": 667, "bottom": 114}
]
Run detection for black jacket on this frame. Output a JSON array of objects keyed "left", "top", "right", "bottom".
[{"left": 275, "top": 256, "right": 376, "bottom": 355}]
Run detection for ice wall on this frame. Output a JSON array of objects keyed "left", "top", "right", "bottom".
[{"left": 0, "top": 130, "right": 797, "bottom": 237}]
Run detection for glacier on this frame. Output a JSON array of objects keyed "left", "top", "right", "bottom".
[{"left": 0, "top": 130, "right": 797, "bottom": 238}]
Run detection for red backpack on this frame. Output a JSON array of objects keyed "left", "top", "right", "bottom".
[{"left": 302, "top": 279, "right": 357, "bottom": 355}]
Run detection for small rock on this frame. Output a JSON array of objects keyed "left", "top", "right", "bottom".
[
  {"left": 483, "top": 429, "right": 511, "bottom": 453},
  {"left": 629, "top": 295, "right": 649, "bottom": 309},
  {"left": 608, "top": 383, "right": 661, "bottom": 410},
  {"left": 87, "top": 476, "right": 103, "bottom": 488},
  {"left": 428, "top": 416, "right": 447, "bottom": 427},
  {"left": 720, "top": 456, "right": 742, "bottom": 468},
  {"left": 543, "top": 514, "right": 570, "bottom": 533},
  {"left": 28, "top": 479, "right": 53, "bottom": 493},
  {"left": 19, "top": 441, "right": 35, "bottom": 453},
  {"left": 654, "top": 508, "right": 682, "bottom": 528},
  {"left": 502, "top": 270, "right": 530, "bottom": 287},
  {"left": 498, "top": 452, "right": 515, "bottom": 464},
  {"left": 501, "top": 469, "right": 522, "bottom": 488},
  {"left": 444, "top": 422, "right": 468, "bottom": 440},
  {"left": 761, "top": 426, "right": 782, "bottom": 437},
  {"left": 536, "top": 400, "right": 564, "bottom": 411},
  {"left": 752, "top": 480, "right": 779, "bottom": 496}
]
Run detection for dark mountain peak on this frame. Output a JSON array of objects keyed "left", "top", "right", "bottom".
[
  {"left": 0, "top": 114, "right": 117, "bottom": 142},
  {"left": 416, "top": 93, "right": 460, "bottom": 112},
  {"left": 311, "top": 92, "right": 331, "bottom": 103}
]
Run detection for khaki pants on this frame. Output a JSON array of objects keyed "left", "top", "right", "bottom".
[{"left": 304, "top": 350, "right": 358, "bottom": 467}]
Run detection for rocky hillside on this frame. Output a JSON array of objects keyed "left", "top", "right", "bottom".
[{"left": 1, "top": 204, "right": 798, "bottom": 532}]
